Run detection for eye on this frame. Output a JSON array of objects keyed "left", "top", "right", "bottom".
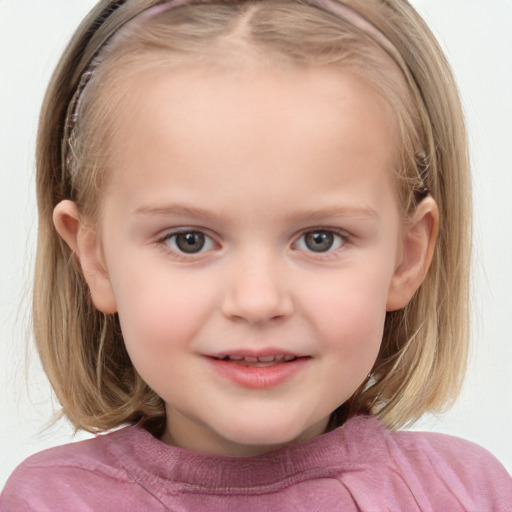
[
  {"left": 295, "top": 230, "right": 344, "bottom": 253},
  {"left": 164, "top": 231, "right": 216, "bottom": 254}
]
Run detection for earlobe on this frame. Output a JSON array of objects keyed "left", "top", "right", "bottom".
[
  {"left": 53, "top": 200, "right": 118, "bottom": 314},
  {"left": 386, "top": 196, "right": 439, "bottom": 311}
]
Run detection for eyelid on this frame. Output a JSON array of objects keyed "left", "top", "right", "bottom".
[
  {"left": 157, "top": 227, "right": 220, "bottom": 259},
  {"left": 292, "top": 228, "right": 349, "bottom": 253}
]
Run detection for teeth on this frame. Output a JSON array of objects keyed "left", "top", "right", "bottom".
[
  {"left": 258, "top": 355, "right": 276, "bottom": 362},
  {"left": 218, "top": 354, "right": 297, "bottom": 362}
]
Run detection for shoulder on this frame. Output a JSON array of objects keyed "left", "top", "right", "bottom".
[
  {"left": 386, "top": 426, "right": 512, "bottom": 509},
  {"left": 388, "top": 426, "right": 509, "bottom": 475},
  {"left": 0, "top": 425, "right": 165, "bottom": 512},
  {"left": 341, "top": 415, "right": 512, "bottom": 509},
  {"left": 2, "top": 427, "right": 128, "bottom": 481}
]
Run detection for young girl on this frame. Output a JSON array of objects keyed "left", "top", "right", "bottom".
[{"left": 1, "top": 0, "right": 511, "bottom": 510}]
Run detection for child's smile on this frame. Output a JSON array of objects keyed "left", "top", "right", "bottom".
[
  {"left": 205, "top": 350, "right": 311, "bottom": 389},
  {"left": 79, "top": 64, "right": 414, "bottom": 457}
]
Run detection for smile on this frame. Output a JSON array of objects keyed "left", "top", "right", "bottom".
[{"left": 205, "top": 352, "right": 310, "bottom": 388}]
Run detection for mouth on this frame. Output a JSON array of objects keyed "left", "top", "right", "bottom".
[{"left": 205, "top": 351, "right": 310, "bottom": 389}]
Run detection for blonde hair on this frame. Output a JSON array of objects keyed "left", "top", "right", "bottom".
[{"left": 35, "top": 0, "right": 471, "bottom": 435}]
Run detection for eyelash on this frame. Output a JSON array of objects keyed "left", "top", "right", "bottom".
[
  {"left": 156, "top": 227, "right": 349, "bottom": 259},
  {"left": 292, "top": 229, "right": 347, "bottom": 254},
  {"left": 157, "top": 229, "right": 218, "bottom": 260}
]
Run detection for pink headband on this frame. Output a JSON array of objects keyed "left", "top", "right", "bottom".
[{"left": 64, "top": 0, "right": 397, "bottom": 176}]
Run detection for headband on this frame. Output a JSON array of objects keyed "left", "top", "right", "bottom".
[{"left": 63, "top": 0, "right": 399, "bottom": 177}]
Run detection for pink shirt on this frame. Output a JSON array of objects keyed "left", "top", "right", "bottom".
[{"left": 1, "top": 415, "right": 511, "bottom": 511}]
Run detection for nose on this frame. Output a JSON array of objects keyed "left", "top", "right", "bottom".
[{"left": 221, "top": 252, "right": 294, "bottom": 324}]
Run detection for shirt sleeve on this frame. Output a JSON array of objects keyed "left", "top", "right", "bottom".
[
  {"left": 0, "top": 456, "right": 166, "bottom": 512},
  {"left": 391, "top": 429, "right": 512, "bottom": 512}
]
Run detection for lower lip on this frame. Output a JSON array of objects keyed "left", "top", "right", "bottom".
[{"left": 205, "top": 357, "right": 309, "bottom": 389}]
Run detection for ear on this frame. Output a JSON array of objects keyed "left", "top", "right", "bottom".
[
  {"left": 386, "top": 196, "right": 439, "bottom": 311},
  {"left": 53, "top": 200, "right": 118, "bottom": 314}
]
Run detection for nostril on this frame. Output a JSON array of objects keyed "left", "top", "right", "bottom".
[{"left": 221, "top": 289, "right": 294, "bottom": 324}]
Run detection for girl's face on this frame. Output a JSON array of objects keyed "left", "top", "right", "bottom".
[{"left": 67, "top": 64, "right": 432, "bottom": 456}]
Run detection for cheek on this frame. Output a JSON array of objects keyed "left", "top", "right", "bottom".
[
  {"left": 311, "top": 276, "right": 387, "bottom": 398},
  {"left": 302, "top": 265, "right": 391, "bottom": 355},
  {"left": 108, "top": 260, "right": 213, "bottom": 359}
]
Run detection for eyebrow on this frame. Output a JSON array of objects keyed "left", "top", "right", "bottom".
[
  {"left": 283, "top": 205, "right": 379, "bottom": 223},
  {"left": 135, "top": 204, "right": 218, "bottom": 221},
  {"left": 134, "top": 204, "right": 379, "bottom": 223}
]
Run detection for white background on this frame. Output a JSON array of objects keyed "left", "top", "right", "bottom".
[{"left": 1, "top": 0, "right": 511, "bottom": 488}]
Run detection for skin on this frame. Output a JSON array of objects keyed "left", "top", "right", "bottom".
[{"left": 54, "top": 64, "right": 438, "bottom": 457}]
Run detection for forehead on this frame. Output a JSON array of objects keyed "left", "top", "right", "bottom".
[{"left": 103, "top": 64, "right": 400, "bottom": 219}]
